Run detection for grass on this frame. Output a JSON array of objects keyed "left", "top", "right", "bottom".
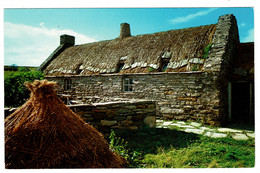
[{"left": 109, "top": 126, "right": 255, "bottom": 168}]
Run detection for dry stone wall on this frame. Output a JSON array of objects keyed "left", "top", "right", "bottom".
[{"left": 5, "top": 100, "right": 156, "bottom": 137}]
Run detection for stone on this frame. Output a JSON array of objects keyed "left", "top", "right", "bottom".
[
  {"left": 232, "top": 133, "right": 249, "bottom": 140},
  {"left": 246, "top": 133, "right": 255, "bottom": 138},
  {"left": 126, "top": 116, "right": 132, "bottom": 120},
  {"left": 200, "top": 127, "right": 211, "bottom": 131},
  {"left": 162, "top": 122, "right": 173, "bottom": 126},
  {"left": 101, "top": 120, "right": 117, "bottom": 126},
  {"left": 169, "top": 123, "right": 183, "bottom": 127},
  {"left": 144, "top": 116, "right": 156, "bottom": 128},
  {"left": 190, "top": 122, "right": 202, "bottom": 127},
  {"left": 177, "top": 97, "right": 197, "bottom": 101},
  {"left": 179, "top": 125, "right": 195, "bottom": 129},
  {"left": 127, "top": 126, "right": 138, "bottom": 130},
  {"left": 156, "top": 120, "right": 164, "bottom": 123},
  {"left": 176, "top": 121, "right": 186, "bottom": 124},
  {"left": 165, "top": 91, "right": 175, "bottom": 95},
  {"left": 210, "top": 132, "right": 227, "bottom": 138},
  {"left": 162, "top": 114, "right": 174, "bottom": 119},
  {"left": 161, "top": 107, "right": 172, "bottom": 114},
  {"left": 217, "top": 128, "right": 243, "bottom": 133},
  {"left": 185, "top": 128, "right": 204, "bottom": 135},
  {"left": 172, "top": 109, "right": 184, "bottom": 114},
  {"left": 121, "top": 120, "right": 133, "bottom": 126}
]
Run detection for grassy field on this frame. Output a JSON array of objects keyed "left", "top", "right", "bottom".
[{"left": 110, "top": 126, "right": 255, "bottom": 168}]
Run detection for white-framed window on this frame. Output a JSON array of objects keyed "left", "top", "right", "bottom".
[
  {"left": 123, "top": 78, "right": 133, "bottom": 92},
  {"left": 64, "top": 79, "right": 72, "bottom": 91}
]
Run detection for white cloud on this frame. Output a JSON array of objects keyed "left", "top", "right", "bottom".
[
  {"left": 241, "top": 28, "right": 254, "bottom": 43},
  {"left": 4, "top": 22, "right": 97, "bottom": 66},
  {"left": 170, "top": 8, "right": 217, "bottom": 24}
]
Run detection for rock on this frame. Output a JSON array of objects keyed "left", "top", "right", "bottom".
[
  {"left": 232, "top": 133, "right": 249, "bottom": 140},
  {"left": 205, "top": 132, "right": 227, "bottom": 138},
  {"left": 121, "top": 120, "right": 133, "bottom": 126},
  {"left": 101, "top": 120, "right": 117, "bottom": 126},
  {"left": 161, "top": 107, "right": 172, "bottom": 114},
  {"left": 127, "top": 126, "right": 138, "bottom": 130},
  {"left": 144, "top": 116, "right": 156, "bottom": 128},
  {"left": 162, "top": 121, "right": 173, "bottom": 126},
  {"left": 217, "top": 128, "right": 242, "bottom": 133},
  {"left": 190, "top": 122, "right": 202, "bottom": 127},
  {"left": 246, "top": 133, "right": 255, "bottom": 138},
  {"left": 172, "top": 109, "right": 184, "bottom": 114},
  {"left": 185, "top": 128, "right": 204, "bottom": 135}
]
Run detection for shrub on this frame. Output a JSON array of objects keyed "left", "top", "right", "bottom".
[
  {"left": 4, "top": 69, "right": 44, "bottom": 107},
  {"left": 202, "top": 43, "right": 212, "bottom": 59}
]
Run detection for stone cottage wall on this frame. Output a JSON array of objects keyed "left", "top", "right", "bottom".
[{"left": 46, "top": 71, "right": 222, "bottom": 125}]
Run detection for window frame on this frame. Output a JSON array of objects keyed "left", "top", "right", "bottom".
[
  {"left": 64, "top": 78, "right": 72, "bottom": 91},
  {"left": 123, "top": 78, "right": 134, "bottom": 92}
]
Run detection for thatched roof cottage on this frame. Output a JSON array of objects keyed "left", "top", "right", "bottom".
[{"left": 39, "top": 14, "right": 254, "bottom": 126}]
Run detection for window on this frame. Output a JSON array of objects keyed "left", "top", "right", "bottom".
[
  {"left": 117, "top": 62, "right": 124, "bottom": 73},
  {"left": 123, "top": 78, "right": 133, "bottom": 92},
  {"left": 64, "top": 79, "right": 72, "bottom": 91},
  {"left": 160, "top": 59, "right": 170, "bottom": 72}
]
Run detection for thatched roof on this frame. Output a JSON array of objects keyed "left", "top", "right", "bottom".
[
  {"left": 5, "top": 80, "right": 126, "bottom": 168},
  {"left": 42, "top": 24, "right": 216, "bottom": 76}
]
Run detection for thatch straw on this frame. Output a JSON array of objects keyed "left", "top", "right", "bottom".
[
  {"left": 5, "top": 80, "right": 126, "bottom": 168},
  {"left": 43, "top": 24, "right": 216, "bottom": 75}
]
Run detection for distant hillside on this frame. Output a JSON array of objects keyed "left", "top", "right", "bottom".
[
  {"left": 4, "top": 65, "right": 38, "bottom": 77},
  {"left": 4, "top": 65, "right": 38, "bottom": 71}
]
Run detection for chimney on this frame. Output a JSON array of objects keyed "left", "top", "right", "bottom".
[
  {"left": 60, "top": 34, "right": 75, "bottom": 46},
  {"left": 119, "top": 23, "right": 131, "bottom": 39}
]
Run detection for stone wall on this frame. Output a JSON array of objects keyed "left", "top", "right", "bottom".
[
  {"left": 203, "top": 14, "right": 240, "bottom": 125},
  {"left": 4, "top": 100, "right": 156, "bottom": 137},
  {"left": 46, "top": 71, "right": 222, "bottom": 125}
]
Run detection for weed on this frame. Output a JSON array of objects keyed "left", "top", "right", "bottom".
[
  {"left": 148, "top": 67, "right": 156, "bottom": 72},
  {"left": 202, "top": 43, "right": 212, "bottom": 59}
]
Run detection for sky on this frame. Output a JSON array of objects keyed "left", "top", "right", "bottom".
[{"left": 3, "top": 7, "right": 254, "bottom": 67}]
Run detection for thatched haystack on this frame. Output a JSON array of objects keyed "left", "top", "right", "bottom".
[{"left": 5, "top": 80, "right": 126, "bottom": 168}]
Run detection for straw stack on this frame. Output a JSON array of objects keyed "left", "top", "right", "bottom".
[{"left": 5, "top": 80, "right": 126, "bottom": 168}]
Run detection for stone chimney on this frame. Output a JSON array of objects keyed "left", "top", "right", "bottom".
[
  {"left": 119, "top": 23, "right": 131, "bottom": 39},
  {"left": 60, "top": 34, "right": 75, "bottom": 46}
]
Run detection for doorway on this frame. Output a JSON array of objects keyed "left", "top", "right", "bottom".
[{"left": 228, "top": 81, "right": 254, "bottom": 124}]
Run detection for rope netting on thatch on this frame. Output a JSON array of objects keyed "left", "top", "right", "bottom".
[
  {"left": 5, "top": 80, "right": 126, "bottom": 168},
  {"left": 43, "top": 24, "right": 216, "bottom": 75}
]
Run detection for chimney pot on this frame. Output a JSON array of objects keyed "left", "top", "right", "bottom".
[{"left": 119, "top": 23, "right": 131, "bottom": 39}]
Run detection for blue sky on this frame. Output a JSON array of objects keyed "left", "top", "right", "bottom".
[{"left": 4, "top": 7, "right": 254, "bottom": 66}]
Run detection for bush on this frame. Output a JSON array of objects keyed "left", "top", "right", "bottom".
[
  {"left": 4, "top": 69, "right": 44, "bottom": 107},
  {"left": 202, "top": 43, "right": 212, "bottom": 59}
]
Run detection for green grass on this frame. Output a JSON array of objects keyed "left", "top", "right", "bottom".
[{"left": 109, "top": 127, "right": 255, "bottom": 168}]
